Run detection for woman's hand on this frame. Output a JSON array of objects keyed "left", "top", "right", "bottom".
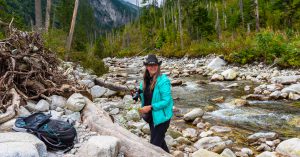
[{"left": 139, "top": 105, "right": 152, "bottom": 114}]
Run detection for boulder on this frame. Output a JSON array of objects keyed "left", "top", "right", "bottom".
[
  {"left": 266, "top": 84, "right": 284, "bottom": 92},
  {"left": 182, "top": 128, "right": 197, "bottom": 138},
  {"left": 183, "top": 108, "right": 204, "bottom": 121},
  {"left": 165, "top": 135, "right": 176, "bottom": 147},
  {"left": 19, "top": 106, "right": 31, "bottom": 116},
  {"left": 175, "top": 137, "right": 192, "bottom": 145},
  {"left": 226, "top": 83, "right": 239, "bottom": 88},
  {"left": 256, "top": 151, "right": 282, "bottom": 157},
  {"left": 192, "top": 148, "right": 223, "bottom": 157},
  {"left": 231, "top": 99, "right": 248, "bottom": 107},
  {"left": 142, "top": 124, "right": 150, "bottom": 134},
  {"left": 257, "top": 143, "right": 272, "bottom": 152},
  {"left": 172, "top": 151, "right": 184, "bottom": 157},
  {"left": 25, "top": 101, "right": 37, "bottom": 112},
  {"left": 247, "top": 132, "right": 278, "bottom": 142},
  {"left": 48, "top": 110, "right": 64, "bottom": 119},
  {"left": 244, "top": 85, "right": 251, "bottom": 91},
  {"left": 104, "top": 89, "right": 118, "bottom": 97},
  {"left": 167, "top": 129, "right": 183, "bottom": 139},
  {"left": 90, "top": 85, "right": 107, "bottom": 98},
  {"left": 221, "top": 69, "right": 238, "bottom": 80},
  {"left": 271, "top": 75, "right": 300, "bottom": 85},
  {"left": 109, "top": 108, "right": 120, "bottom": 115},
  {"left": 211, "top": 97, "right": 225, "bottom": 103},
  {"left": 211, "top": 74, "right": 224, "bottom": 82},
  {"left": 66, "top": 93, "right": 86, "bottom": 112},
  {"left": 171, "top": 80, "right": 183, "bottom": 86},
  {"left": 210, "top": 126, "right": 232, "bottom": 133},
  {"left": 193, "top": 136, "right": 226, "bottom": 153},
  {"left": 276, "top": 138, "right": 300, "bottom": 157},
  {"left": 76, "top": 136, "right": 120, "bottom": 157},
  {"left": 270, "top": 91, "right": 282, "bottom": 99},
  {"left": 35, "top": 99, "right": 50, "bottom": 112},
  {"left": 127, "top": 121, "right": 146, "bottom": 130},
  {"left": 0, "top": 132, "right": 47, "bottom": 157},
  {"left": 288, "top": 93, "right": 300, "bottom": 100},
  {"left": 0, "top": 118, "right": 16, "bottom": 132},
  {"left": 282, "top": 84, "right": 300, "bottom": 94},
  {"left": 207, "top": 57, "right": 226, "bottom": 70},
  {"left": 0, "top": 142, "right": 40, "bottom": 157},
  {"left": 245, "top": 94, "right": 269, "bottom": 101},
  {"left": 50, "top": 95, "right": 67, "bottom": 109},
  {"left": 241, "top": 148, "right": 253, "bottom": 156},
  {"left": 199, "top": 130, "right": 213, "bottom": 138},
  {"left": 65, "top": 112, "right": 81, "bottom": 122},
  {"left": 126, "top": 109, "right": 140, "bottom": 122},
  {"left": 221, "top": 148, "right": 236, "bottom": 157},
  {"left": 79, "top": 79, "right": 95, "bottom": 88},
  {"left": 196, "top": 122, "right": 206, "bottom": 129},
  {"left": 123, "top": 95, "right": 134, "bottom": 106}
]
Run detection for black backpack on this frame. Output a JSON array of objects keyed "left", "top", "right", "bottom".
[{"left": 13, "top": 112, "right": 77, "bottom": 151}]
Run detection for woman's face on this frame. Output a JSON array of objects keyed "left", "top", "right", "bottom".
[{"left": 146, "top": 64, "right": 158, "bottom": 76}]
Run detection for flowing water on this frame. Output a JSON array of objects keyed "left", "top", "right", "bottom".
[
  {"left": 172, "top": 75, "right": 300, "bottom": 139},
  {"left": 115, "top": 68, "right": 300, "bottom": 140}
]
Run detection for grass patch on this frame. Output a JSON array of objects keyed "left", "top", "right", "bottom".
[{"left": 43, "top": 29, "right": 108, "bottom": 76}]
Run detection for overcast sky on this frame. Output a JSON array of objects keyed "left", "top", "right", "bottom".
[{"left": 123, "top": 0, "right": 162, "bottom": 6}]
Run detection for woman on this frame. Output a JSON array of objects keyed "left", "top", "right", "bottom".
[{"left": 138, "top": 54, "right": 173, "bottom": 153}]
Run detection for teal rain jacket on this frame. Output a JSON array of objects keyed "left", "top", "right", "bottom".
[{"left": 139, "top": 74, "right": 173, "bottom": 127}]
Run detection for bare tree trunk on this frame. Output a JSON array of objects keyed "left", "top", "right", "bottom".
[
  {"left": 81, "top": 98, "right": 172, "bottom": 157},
  {"left": 45, "top": 0, "right": 52, "bottom": 32},
  {"left": 30, "top": 18, "right": 34, "bottom": 32},
  {"left": 222, "top": 0, "right": 227, "bottom": 29},
  {"left": 239, "top": 0, "right": 244, "bottom": 29},
  {"left": 163, "top": 0, "right": 166, "bottom": 31},
  {"left": 254, "top": 0, "right": 260, "bottom": 32},
  {"left": 66, "top": 0, "right": 80, "bottom": 52},
  {"left": 171, "top": 5, "right": 177, "bottom": 47},
  {"left": 52, "top": 3, "right": 56, "bottom": 28},
  {"left": 0, "top": 89, "right": 20, "bottom": 124},
  {"left": 247, "top": 23, "right": 251, "bottom": 34},
  {"left": 215, "top": 3, "right": 221, "bottom": 40},
  {"left": 177, "top": 0, "right": 183, "bottom": 49},
  {"left": 35, "top": 0, "right": 42, "bottom": 32}
]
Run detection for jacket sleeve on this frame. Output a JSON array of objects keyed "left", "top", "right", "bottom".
[
  {"left": 139, "top": 82, "right": 144, "bottom": 107},
  {"left": 151, "top": 79, "right": 172, "bottom": 111}
]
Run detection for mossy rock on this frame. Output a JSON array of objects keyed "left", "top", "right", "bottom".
[
  {"left": 290, "top": 102, "right": 300, "bottom": 108},
  {"left": 288, "top": 116, "right": 300, "bottom": 128}
]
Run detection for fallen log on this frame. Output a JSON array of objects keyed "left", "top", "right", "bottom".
[
  {"left": 95, "top": 78, "right": 129, "bottom": 92},
  {"left": 81, "top": 97, "right": 172, "bottom": 157},
  {"left": 0, "top": 88, "right": 20, "bottom": 124}
]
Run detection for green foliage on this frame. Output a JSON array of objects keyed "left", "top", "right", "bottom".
[
  {"left": 229, "top": 48, "right": 257, "bottom": 64},
  {"left": 0, "top": 31, "right": 5, "bottom": 39},
  {"left": 69, "top": 52, "right": 108, "bottom": 76},
  {"left": 156, "top": 30, "right": 166, "bottom": 49},
  {"left": 43, "top": 29, "right": 68, "bottom": 58},
  {"left": 2, "top": 0, "right": 300, "bottom": 70},
  {"left": 255, "top": 30, "right": 288, "bottom": 64},
  {"left": 43, "top": 29, "right": 108, "bottom": 76}
]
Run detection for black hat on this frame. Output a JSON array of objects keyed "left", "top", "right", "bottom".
[{"left": 143, "top": 54, "right": 162, "bottom": 66}]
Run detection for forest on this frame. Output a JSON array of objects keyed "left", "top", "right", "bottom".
[
  {"left": 103, "top": 0, "right": 300, "bottom": 68},
  {"left": 0, "top": 0, "right": 300, "bottom": 75}
]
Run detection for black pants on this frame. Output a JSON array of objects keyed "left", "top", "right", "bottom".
[{"left": 149, "top": 119, "right": 170, "bottom": 153}]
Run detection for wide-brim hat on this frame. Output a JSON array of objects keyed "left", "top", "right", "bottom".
[{"left": 143, "top": 54, "right": 162, "bottom": 66}]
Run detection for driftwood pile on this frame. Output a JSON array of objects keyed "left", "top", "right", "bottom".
[{"left": 0, "top": 27, "right": 84, "bottom": 116}]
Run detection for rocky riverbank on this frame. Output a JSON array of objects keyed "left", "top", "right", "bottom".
[
  {"left": 100, "top": 55, "right": 300, "bottom": 157},
  {"left": 0, "top": 55, "right": 299, "bottom": 157}
]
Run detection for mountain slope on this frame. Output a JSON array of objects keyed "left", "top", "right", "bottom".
[{"left": 89, "top": 0, "right": 138, "bottom": 28}]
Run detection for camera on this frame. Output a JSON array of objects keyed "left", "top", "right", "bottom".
[{"left": 131, "top": 88, "right": 143, "bottom": 101}]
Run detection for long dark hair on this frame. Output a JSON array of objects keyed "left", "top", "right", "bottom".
[{"left": 143, "top": 66, "right": 161, "bottom": 92}]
